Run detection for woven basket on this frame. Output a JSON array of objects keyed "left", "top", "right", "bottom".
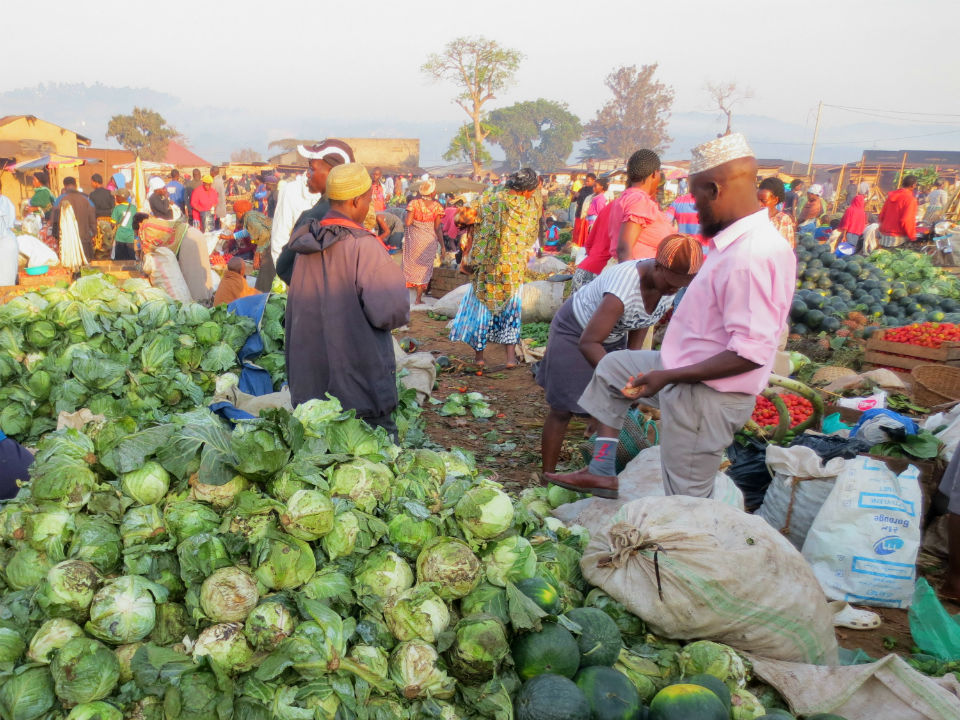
[
  {"left": 578, "top": 409, "right": 658, "bottom": 474},
  {"left": 811, "top": 366, "right": 858, "bottom": 385},
  {"left": 911, "top": 364, "right": 960, "bottom": 408}
]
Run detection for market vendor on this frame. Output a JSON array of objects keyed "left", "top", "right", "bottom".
[
  {"left": 0, "top": 429, "right": 33, "bottom": 501},
  {"left": 547, "top": 134, "right": 796, "bottom": 499},
  {"left": 27, "top": 172, "right": 55, "bottom": 218},
  {"left": 190, "top": 174, "right": 218, "bottom": 231},
  {"left": 538, "top": 234, "right": 703, "bottom": 475},
  {"left": 220, "top": 199, "right": 270, "bottom": 262},
  {"left": 284, "top": 163, "right": 408, "bottom": 437},
  {"left": 213, "top": 256, "right": 259, "bottom": 306}
]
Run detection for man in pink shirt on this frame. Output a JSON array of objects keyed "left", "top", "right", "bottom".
[
  {"left": 547, "top": 134, "right": 796, "bottom": 499},
  {"left": 607, "top": 149, "right": 675, "bottom": 261}
]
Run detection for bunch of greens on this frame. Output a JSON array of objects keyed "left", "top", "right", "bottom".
[
  {"left": 0, "top": 275, "right": 257, "bottom": 443},
  {"left": 0, "top": 396, "right": 598, "bottom": 719}
]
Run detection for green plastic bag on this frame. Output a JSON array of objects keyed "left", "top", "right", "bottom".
[{"left": 908, "top": 577, "right": 960, "bottom": 661}]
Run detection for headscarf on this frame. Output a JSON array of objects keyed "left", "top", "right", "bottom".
[
  {"left": 504, "top": 168, "right": 538, "bottom": 192},
  {"left": 419, "top": 179, "right": 436, "bottom": 196},
  {"left": 655, "top": 234, "right": 703, "bottom": 275},
  {"left": 233, "top": 199, "right": 253, "bottom": 216},
  {"left": 839, "top": 194, "right": 867, "bottom": 235}
]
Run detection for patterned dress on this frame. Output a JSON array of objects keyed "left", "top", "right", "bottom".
[
  {"left": 449, "top": 189, "right": 542, "bottom": 351},
  {"left": 402, "top": 197, "right": 444, "bottom": 288}
]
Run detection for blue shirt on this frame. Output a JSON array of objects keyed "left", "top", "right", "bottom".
[{"left": 165, "top": 180, "right": 185, "bottom": 207}]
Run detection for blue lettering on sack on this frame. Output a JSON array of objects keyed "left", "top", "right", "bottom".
[
  {"left": 873, "top": 536, "right": 904, "bottom": 555},
  {"left": 858, "top": 493, "right": 915, "bottom": 516},
  {"left": 872, "top": 514, "right": 911, "bottom": 529},
  {"left": 851, "top": 556, "right": 915, "bottom": 580}
]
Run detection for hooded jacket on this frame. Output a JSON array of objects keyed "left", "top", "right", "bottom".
[
  {"left": 284, "top": 210, "right": 409, "bottom": 417},
  {"left": 838, "top": 194, "right": 867, "bottom": 235}
]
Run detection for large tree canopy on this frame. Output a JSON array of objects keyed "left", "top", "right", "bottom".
[
  {"left": 487, "top": 99, "right": 582, "bottom": 171},
  {"left": 581, "top": 64, "right": 674, "bottom": 162},
  {"left": 422, "top": 36, "right": 523, "bottom": 176},
  {"left": 105, "top": 107, "right": 180, "bottom": 162}
]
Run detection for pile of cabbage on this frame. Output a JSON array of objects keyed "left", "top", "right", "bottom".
[
  {"left": 0, "top": 275, "right": 257, "bottom": 444},
  {"left": 0, "top": 395, "right": 597, "bottom": 720}
]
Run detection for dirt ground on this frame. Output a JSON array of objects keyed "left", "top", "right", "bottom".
[{"left": 403, "top": 311, "right": 957, "bottom": 661}]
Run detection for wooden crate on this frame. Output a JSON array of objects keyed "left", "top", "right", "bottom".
[{"left": 863, "top": 332, "right": 960, "bottom": 371}]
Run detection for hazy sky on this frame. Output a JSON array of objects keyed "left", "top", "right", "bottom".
[{"left": 5, "top": 0, "right": 960, "bottom": 160}]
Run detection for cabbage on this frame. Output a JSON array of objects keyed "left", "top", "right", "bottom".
[
  {"left": 321, "top": 510, "right": 361, "bottom": 561},
  {"left": 244, "top": 601, "right": 296, "bottom": 651},
  {"left": 326, "top": 417, "right": 391, "bottom": 459},
  {"left": 191, "top": 622, "right": 253, "bottom": 674},
  {"left": 66, "top": 701, "right": 123, "bottom": 720},
  {"left": 677, "top": 640, "right": 748, "bottom": 689},
  {"left": 35, "top": 560, "right": 102, "bottom": 622},
  {"left": 27, "top": 618, "right": 86, "bottom": 664},
  {"left": 229, "top": 424, "right": 290, "bottom": 480},
  {"left": 445, "top": 614, "right": 510, "bottom": 683},
  {"left": 279, "top": 489, "right": 335, "bottom": 540},
  {"left": 5, "top": 546, "right": 52, "bottom": 590},
  {"left": 455, "top": 485, "right": 515, "bottom": 539},
  {"left": 0, "top": 666, "right": 55, "bottom": 720},
  {"left": 730, "top": 688, "right": 766, "bottom": 719},
  {"left": 195, "top": 322, "right": 222, "bottom": 346},
  {"left": 252, "top": 534, "right": 316, "bottom": 590},
  {"left": 176, "top": 532, "right": 232, "bottom": 585},
  {"left": 353, "top": 548, "right": 414, "bottom": 600},
  {"left": 190, "top": 474, "right": 249, "bottom": 508},
  {"left": 384, "top": 585, "right": 450, "bottom": 643},
  {"left": 416, "top": 537, "right": 482, "bottom": 599},
  {"left": 460, "top": 583, "right": 510, "bottom": 626},
  {"left": 114, "top": 643, "right": 143, "bottom": 684},
  {"left": 50, "top": 637, "right": 120, "bottom": 705},
  {"left": 163, "top": 501, "right": 221, "bottom": 541},
  {"left": 85, "top": 576, "right": 167, "bottom": 645},
  {"left": 31, "top": 464, "right": 96, "bottom": 509},
  {"left": 387, "top": 513, "right": 438, "bottom": 560},
  {"left": 389, "top": 640, "right": 455, "bottom": 700},
  {"left": 0, "top": 627, "right": 25, "bottom": 669},
  {"left": 120, "top": 462, "right": 170, "bottom": 505},
  {"left": 199, "top": 567, "right": 259, "bottom": 622},
  {"left": 200, "top": 343, "right": 237, "bottom": 372},
  {"left": 150, "top": 603, "right": 191, "bottom": 646},
  {"left": 483, "top": 536, "right": 537, "bottom": 587},
  {"left": 292, "top": 396, "right": 344, "bottom": 436},
  {"left": 329, "top": 458, "right": 393, "bottom": 513},
  {"left": 119, "top": 505, "right": 168, "bottom": 547}
]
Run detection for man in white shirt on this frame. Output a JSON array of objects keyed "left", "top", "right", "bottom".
[{"left": 0, "top": 194, "right": 18, "bottom": 286}]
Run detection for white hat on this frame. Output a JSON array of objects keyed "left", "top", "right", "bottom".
[
  {"left": 296, "top": 140, "right": 354, "bottom": 166},
  {"left": 808, "top": 184, "right": 823, "bottom": 196},
  {"left": 689, "top": 133, "right": 755, "bottom": 175}
]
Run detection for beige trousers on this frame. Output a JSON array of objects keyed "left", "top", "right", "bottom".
[{"left": 579, "top": 350, "right": 756, "bottom": 497}]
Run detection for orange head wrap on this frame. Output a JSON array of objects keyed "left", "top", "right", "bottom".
[
  {"left": 655, "top": 234, "right": 704, "bottom": 275},
  {"left": 233, "top": 199, "right": 253, "bottom": 216}
]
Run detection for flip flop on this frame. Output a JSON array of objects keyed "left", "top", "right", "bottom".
[
  {"left": 829, "top": 601, "right": 882, "bottom": 630},
  {"left": 547, "top": 476, "right": 619, "bottom": 499}
]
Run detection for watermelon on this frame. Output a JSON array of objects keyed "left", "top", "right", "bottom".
[
  {"left": 563, "top": 607, "right": 622, "bottom": 667},
  {"left": 805, "top": 309, "right": 825, "bottom": 329},
  {"left": 516, "top": 577, "right": 561, "bottom": 615},
  {"left": 756, "top": 711, "right": 796, "bottom": 720},
  {"left": 515, "top": 674, "right": 591, "bottom": 720},
  {"left": 648, "top": 684, "right": 727, "bottom": 720},
  {"left": 821, "top": 317, "right": 841, "bottom": 332},
  {"left": 790, "top": 299, "right": 808, "bottom": 320},
  {"left": 574, "top": 666, "right": 641, "bottom": 720},
  {"left": 805, "top": 715, "right": 849, "bottom": 720},
  {"left": 512, "top": 622, "right": 581, "bottom": 680},
  {"left": 685, "top": 673, "right": 730, "bottom": 710}
]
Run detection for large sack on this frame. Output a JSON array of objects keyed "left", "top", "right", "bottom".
[
  {"left": 0, "top": 234, "right": 17, "bottom": 285},
  {"left": 521, "top": 280, "right": 565, "bottom": 322},
  {"left": 802, "top": 455, "right": 921, "bottom": 608},
  {"left": 552, "top": 446, "right": 744, "bottom": 531},
  {"left": 143, "top": 247, "right": 192, "bottom": 303},
  {"left": 757, "top": 445, "right": 844, "bottom": 549},
  {"left": 432, "top": 283, "right": 471, "bottom": 317},
  {"left": 580, "top": 495, "right": 838, "bottom": 664},
  {"left": 748, "top": 653, "right": 960, "bottom": 720},
  {"left": 393, "top": 338, "right": 437, "bottom": 404},
  {"left": 528, "top": 255, "right": 569, "bottom": 274},
  {"left": 177, "top": 225, "right": 215, "bottom": 302}
]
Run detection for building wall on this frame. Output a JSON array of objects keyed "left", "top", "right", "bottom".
[
  {"left": 0, "top": 116, "right": 84, "bottom": 214},
  {"left": 78, "top": 147, "right": 135, "bottom": 190},
  {"left": 341, "top": 138, "right": 420, "bottom": 169}
]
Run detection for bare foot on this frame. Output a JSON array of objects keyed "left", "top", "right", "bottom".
[{"left": 545, "top": 468, "right": 619, "bottom": 499}]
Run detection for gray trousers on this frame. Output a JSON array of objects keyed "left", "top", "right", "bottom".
[{"left": 579, "top": 350, "right": 755, "bottom": 497}]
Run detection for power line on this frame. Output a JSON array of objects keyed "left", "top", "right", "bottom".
[
  {"left": 750, "top": 128, "right": 960, "bottom": 147},
  {"left": 822, "top": 106, "right": 960, "bottom": 125},
  {"left": 824, "top": 103, "right": 960, "bottom": 119}
]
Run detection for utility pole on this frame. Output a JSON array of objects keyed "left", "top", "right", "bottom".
[{"left": 806, "top": 101, "right": 823, "bottom": 181}]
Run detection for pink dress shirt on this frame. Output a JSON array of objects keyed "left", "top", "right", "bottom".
[
  {"left": 606, "top": 187, "right": 674, "bottom": 260},
  {"left": 660, "top": 209, "right": 796, "bottom": 395}
]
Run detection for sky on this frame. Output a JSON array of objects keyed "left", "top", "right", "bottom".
[{"left": 4, "top": 0, "right": 960, "bottom": 164}]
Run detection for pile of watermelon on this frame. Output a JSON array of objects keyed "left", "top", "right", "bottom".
[{"left": 790, "top": 237, "right": 960, "bottom": 336}]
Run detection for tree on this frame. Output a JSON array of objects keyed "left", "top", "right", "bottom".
[
  {"left": 105, "top": 107, "right": 180, "bottom": 161},
  {"left": 581, "top": 65, "right": 673, "bottom": 163},
  {"left": 487, "top": 99, "right": 582, "bottom": 171},
  {"left": 231, "top": 148, "right": 263, "bottom": 163},
  {"left": 422, "top": 36, "right": 523, "bottom": 176},
  {"left": 444, "top": 123, "right": 495, "bottom": 167},
  {"left": 705, "top": 81, "right": 753, "bottom": 136}
]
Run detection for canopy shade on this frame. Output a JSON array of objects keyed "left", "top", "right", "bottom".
[
  {"left": 433, "top": 177, "right": 486, "bottom": 194},
  {"left": 6, "top": 154, "right": 101, "bottom": 171}
]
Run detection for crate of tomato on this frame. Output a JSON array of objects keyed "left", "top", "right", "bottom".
[{"left": 864, "top": 322, "right": 960, "bottom": 371}]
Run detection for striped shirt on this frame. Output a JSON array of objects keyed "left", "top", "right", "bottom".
[
  {"left": 667, "top": 193, "right": 700, "bottom": 236},
  {"left": 572, "top": 261, "right": 675, "bottom": 343}
]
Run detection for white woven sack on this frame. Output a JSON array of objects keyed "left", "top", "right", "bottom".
[
  {"left": 580, "top": 495, "right": 838, "bottom": 664},
  {"left": 143, "top": 248, "right": 192, "bottom": 303}
]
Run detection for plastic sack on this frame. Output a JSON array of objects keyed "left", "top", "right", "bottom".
[
  {"left": 527, "top": 255, "right": 569, "bottom": 274},
  {"left": 802, "top": 455, "right": 922, "bottom": 608},
  {"left": 432, "top": 283, "right": 471, "bottom": 317},
  {"left": 521, "top": 280, "right": 565, "bottom": 323},
  {"left": 581, "top": 495, "right": 838, "bottom": 664},
  {"left": 909, "top": 578, "right": 960, "bottom": 662},
  {"left": 853, "top": 408, "right": 918, "bottom": 445},
  {"left": 757, "top": 445, "right": 845, "bottom": 549},
  {"left": 139, "top": 218, "right": 183, "bottom": 256},
  {"left": 552, "top": 445, "right": 743, "bottom": 530},
  {"left": 726, "top": 437, "right": 773, "bottom": 509},
  {"left": 143, "top": 248, "right": 192, "bottom": 303},
  {"left": 791, "top": 432, "right": 873, "bottom": 461},
  {"left": 837, "top": 391, "right": 888, "bottom": 412}
]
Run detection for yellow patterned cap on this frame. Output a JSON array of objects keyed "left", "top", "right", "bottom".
[{"left": 326, "top": 163, "right": 372, "bottom": 201}]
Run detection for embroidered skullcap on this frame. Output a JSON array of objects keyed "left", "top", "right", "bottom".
[
  {"left": 326, "top": 163, "right": 372, "bottom": 201},
  {"left": 297, "top": 139, "right": 355, "bottom": 166},
  {"left": 420, "top": 179, "right": 436, "bottom": 196},
  {"left": 655, "top": 234, "right": 704, "bottom": 275},
  {"left": 689, "top": 133, "right": 755, "bottom": 175},
  {"left": 808, "top": 184, "right": 823, "bottom": 197}
]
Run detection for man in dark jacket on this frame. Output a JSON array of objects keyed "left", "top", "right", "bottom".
[
  {"left": 88, "top": 173, "right": 116, "bottom": 258},
  {"left": 285, "top": 163, "right": 409, "bottom": 436},
  {"left": 51, "top": 176, "right": 97, "bottom": 260}
]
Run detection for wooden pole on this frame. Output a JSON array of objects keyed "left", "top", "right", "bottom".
[
  {"left": 855, "top": 155, "right": 865, "bottom": 186},
  {"left": 806, "top": 101, "right": 823, "bottom": 181},
  {"left": 832, "top": 163, "right": 846, "bottom": 213},
  {"left": 897, "top": 152, "right": 908, "bottom": 187}
]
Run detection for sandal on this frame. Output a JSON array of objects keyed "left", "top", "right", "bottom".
[
  {"left": 547, "top": 476, "right": 619, "bottom": 500},
  {"left": 829, "top": 601, "right": 882, "bottom": 630}
]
